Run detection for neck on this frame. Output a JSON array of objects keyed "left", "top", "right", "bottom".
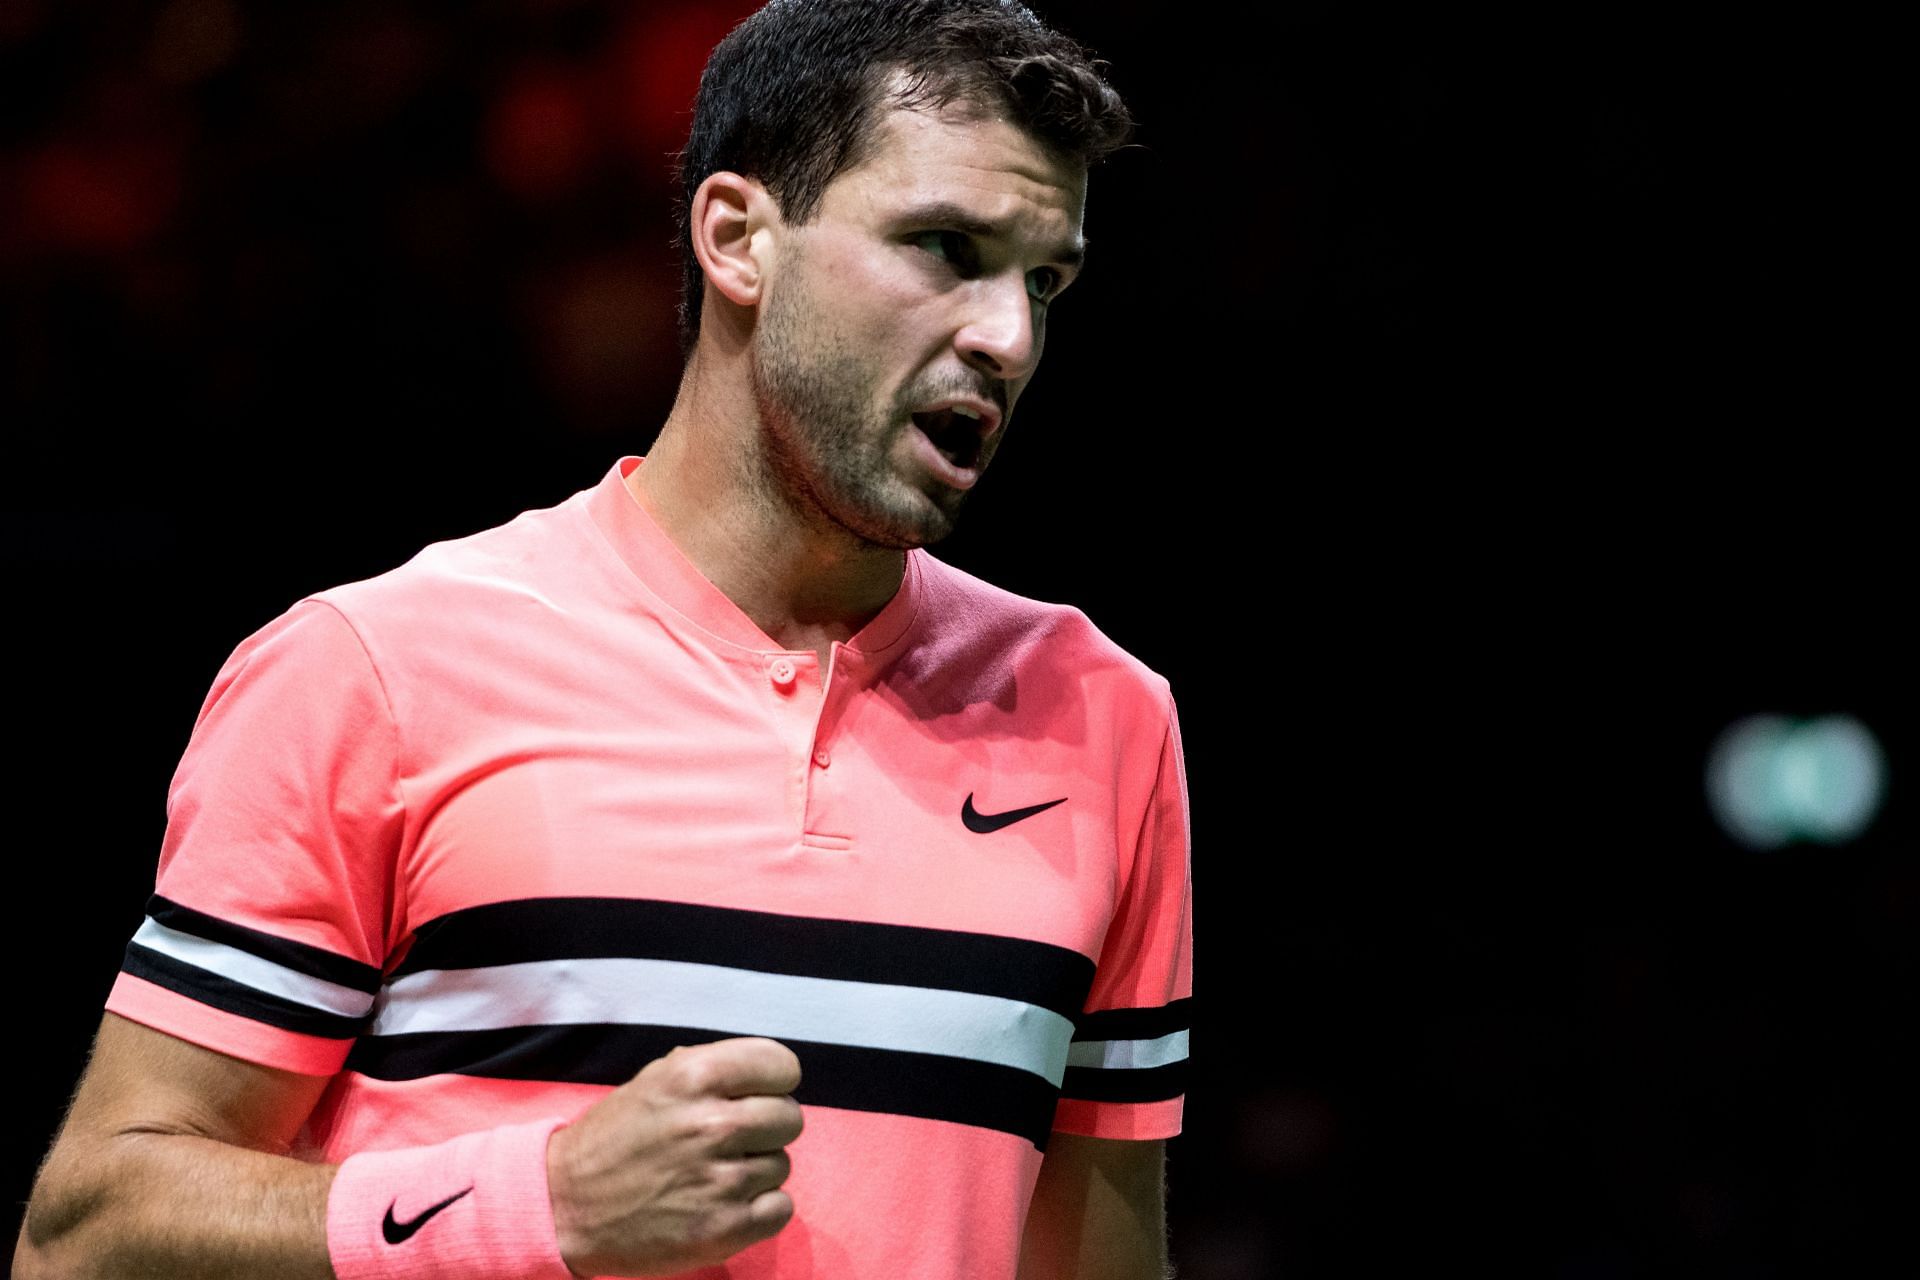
[{"left": 627, "top": 345, "right": 905, "bottom": 662}]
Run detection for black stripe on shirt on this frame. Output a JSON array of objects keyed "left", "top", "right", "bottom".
[
  {"left": 1060, "top": 1059, "right": 1189, "bottom": 1106},
  {"left": 146, "top": 894, "right": 384, "bottom": 994},
  {"left": 345, "top": 1024, "right": 1063, "bottom": 1149},
  {"left": 393, "top": 897, "right": 1095, "bottom": 1019},
  {"left": 1074, "top": 997, "right": 1192, "bottom": 1044},
  {"left": 122, "top": 943, "right": 370, "bottom": 1041}
]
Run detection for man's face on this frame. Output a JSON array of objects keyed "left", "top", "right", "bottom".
[{"left": 750, "top": 92, "right": 1088, "bottom": 549}]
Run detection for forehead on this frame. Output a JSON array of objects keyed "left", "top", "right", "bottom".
[{"left": 816, "top": 95, "right": 1088, "bottom": 238}]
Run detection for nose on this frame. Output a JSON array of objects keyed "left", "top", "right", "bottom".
[{"left": 955, "top": 273, "right": 1042, "bottom": 385}]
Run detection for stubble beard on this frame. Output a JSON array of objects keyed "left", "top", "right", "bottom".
[{"left": 750, "top": 277, "right": 969, "bottom": 552}]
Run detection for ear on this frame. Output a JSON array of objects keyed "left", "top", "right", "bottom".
[{"left": 690, "top": 171, "right": 778, "bottom": 309}]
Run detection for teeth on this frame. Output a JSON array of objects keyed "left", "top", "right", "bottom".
[{"left": 951, "top": 405, "right": 981, "bottom": 421}]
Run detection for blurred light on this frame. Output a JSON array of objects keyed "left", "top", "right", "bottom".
[
  {"left": 0, "top": 0, "right": 46, "bottom": 45},
  {"left": 1706, "top": 715, "right": 1886, "bottom": 849},
  {"left": 147, "top": 0, "right": 241, "bottom": 85},
  {"left": 484, "top": 66, "right": 595, "bottom": 200},
  {"left": 21, "top": 141, "right": 181, "bottom": 254},
  {"left": 611, "top": 5, "right": 757, "bottom": 160}
]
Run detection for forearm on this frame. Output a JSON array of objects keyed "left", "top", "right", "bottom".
[
  {"left": 22, "top": 1018, "right": 802, "bottom": 1280},
  {"left": 1017, "top": 1200, "right": 1168, "bottom": 1280},
  {"left": 1018, "top": 1134, "right": 1169, "bottom": 1280},
  {"left": 16, "top": 1129, "right": 338, "bottom": 1280}
]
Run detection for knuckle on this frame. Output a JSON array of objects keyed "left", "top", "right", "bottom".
[
  {"left": 689, "top": 1204, "right": 747, "bottom": 1249},
  {"left": 753, "top": 1189, "right": 796, "bottom": 1234},
  {"left": 678, "top": 1102, "right": 735, "bottom": 1145},
  {"left": 675, "top": 1051, "right": 725, "bottom": 1096},
  {"left": 711, "top": 1159, "right": 753, "bottom": 1198},
  {"left": 650, "top": 1044, "right": 716, "bottom": 1096},
  {"left": 638, "top": 1045, "right": 687, "bottom": 1085},
  {"left": 750, "top": 1151, "right": 792, "bottom": 1192},
  {"left": 703, "top": 1111, "right": 741, "bottom": 1148}
]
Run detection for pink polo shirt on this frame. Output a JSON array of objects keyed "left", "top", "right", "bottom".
[{"left": 108, "top": 456, "right": 1191, "bottom": 1278}]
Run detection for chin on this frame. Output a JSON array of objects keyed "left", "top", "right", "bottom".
[
  {"left": 853, "top": 516, "right": 952, "bottom": 552},
  {"left": 828, "top": 474, "right": 968, "bottom": 550},
  {"left": 846, "top": 500, "right": 962, "bottom": 551}
]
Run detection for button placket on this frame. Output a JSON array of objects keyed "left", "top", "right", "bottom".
[
  {"left": 761, "top": 653, "right": 820, "bottom": 836},
  {"left": 799, "top": 646, "right": 858, "bottom": 846}
]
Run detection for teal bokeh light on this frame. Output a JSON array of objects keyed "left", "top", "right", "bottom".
[{"left": 1705, "top": 715, "right": 1887, "bottom": 849}]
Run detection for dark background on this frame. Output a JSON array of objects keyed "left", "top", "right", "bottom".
[{"left": 5, "top": 2, "right": 1907, "bottom": 1275}]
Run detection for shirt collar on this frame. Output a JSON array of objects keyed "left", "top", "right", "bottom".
[{"left": 584, "top": 455, "right": 922, "bottom": 660}]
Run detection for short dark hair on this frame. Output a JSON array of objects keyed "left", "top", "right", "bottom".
[{"left": 673, "top": 0, "right": 1133, "bottom": 353}]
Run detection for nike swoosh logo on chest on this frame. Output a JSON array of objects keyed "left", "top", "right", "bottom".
[{"left": 962, "top": 793, "right": 1067, "bottom": 833}]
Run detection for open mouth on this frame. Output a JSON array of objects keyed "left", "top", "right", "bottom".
[{"left": 910, "top": 407, "right": 986, "bottom": 470}]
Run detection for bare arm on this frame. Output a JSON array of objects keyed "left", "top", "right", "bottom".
[
  {"left": 15, "top": 1012, "right": 339, "bottom": 1280},
  {"left": 1018, "top": 1135, "right": 1169, "bottom": 1280},
  {"left": 15, "top": 1014, "right": 804, "bottom": 1280}
]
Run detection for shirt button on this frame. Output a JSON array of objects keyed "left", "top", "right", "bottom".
[
  {"left": 812, "top": 749, "right": 832, "bottom": 769},
  {"left": 769, "top": 658, "right": 797, "bottom": 688}
]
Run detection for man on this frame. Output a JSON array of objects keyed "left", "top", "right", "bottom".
[{"left": 16, "top": 1, "right": 1191, "bottom": 1276}]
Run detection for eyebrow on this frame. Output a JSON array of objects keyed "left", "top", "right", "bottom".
[{"left": 896, "top": 201, "right": 1088, "bottom": 269}]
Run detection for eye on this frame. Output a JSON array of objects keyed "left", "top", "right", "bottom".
[
  {"left": 912, "top": 230, "right": 980, "bottom": 277},
  {"left": 1025, "top": 268, "right": 1061, "bottom": 303}
]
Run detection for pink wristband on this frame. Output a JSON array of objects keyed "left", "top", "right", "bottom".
[{"left": 326, "top": 1116, "right": 579, "bottom": 1280}]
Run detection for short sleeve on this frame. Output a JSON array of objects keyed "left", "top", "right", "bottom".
[
  {"left": 105, "top": 598, "right": 403, "bottom": 1076},
  {"left": 1053, "top": 694, "right": 1193, "bottom": 1140}
]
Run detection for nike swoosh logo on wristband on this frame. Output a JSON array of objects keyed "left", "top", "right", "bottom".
[{"left": 382, "top": 1187, "right": 474, "bottom": 1245}]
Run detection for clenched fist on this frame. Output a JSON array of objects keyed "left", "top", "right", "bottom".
[{"left": 545, "top": 1037, "right": 804, "bottom": 1277}]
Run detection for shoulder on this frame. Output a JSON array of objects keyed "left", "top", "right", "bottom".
[
  {"left": 906, "top": 550, "right": 1173, "bottom": 723},
  {"left": 301, "top": 489, "right": 598, "bottom": 645},
  {"left": 198, "top": 489, "right": 608, "bottom": 711}
]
